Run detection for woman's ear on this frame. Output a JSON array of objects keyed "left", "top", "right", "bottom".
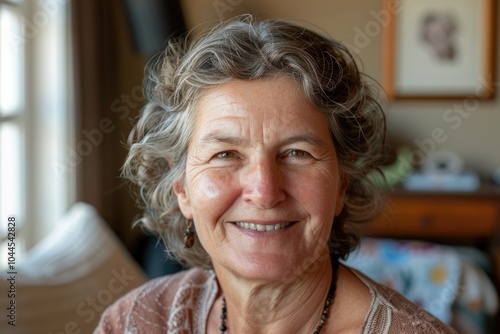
[{"left": 173, "top": 179, "right": 193, "bottom": 219}]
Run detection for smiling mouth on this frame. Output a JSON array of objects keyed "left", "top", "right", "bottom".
[{"left": 234, "top": 221, "right": 293, "bottom": 231}]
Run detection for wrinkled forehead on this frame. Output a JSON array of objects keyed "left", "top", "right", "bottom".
[
  {"left": 194, "top": 77, "right": 315, "bottom": 118},
  {"left": 188, "top": 77, "right": 333, "bottom": 148}
]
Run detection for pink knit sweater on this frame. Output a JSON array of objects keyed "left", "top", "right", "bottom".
[{"left": 95, "top": 266, "right": 457, "bottom": 333}]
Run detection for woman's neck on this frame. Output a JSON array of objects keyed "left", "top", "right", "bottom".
[{"left": 210, "top": 256, "right": 335, "bottom": 334}]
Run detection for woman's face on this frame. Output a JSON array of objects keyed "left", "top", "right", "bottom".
[{"left": 175, "top": 77, "right": 347, "bottom": 281}]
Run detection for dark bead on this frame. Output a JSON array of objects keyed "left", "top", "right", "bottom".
[
  {"left": 220, "top": 324, "right": 227, "bottom": 331},
  {"left": 184, "top": 232, "right": 195, "bottom": 248}
]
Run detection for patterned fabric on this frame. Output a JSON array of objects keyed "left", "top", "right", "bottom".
[
  {"left": 344, "top": 238, "right": 462, "bottom": 324},
  {"left": 94, "top": 266, "right": 457, "bottom": 334},
  {"left": 344, "top": 238, "right": 498, "bottom": 333}
]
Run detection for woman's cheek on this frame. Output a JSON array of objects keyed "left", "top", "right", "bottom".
[
  {"left": 293, "top": 170, "right": 339, "bottom": 213},
  {"left": 191, "top": 169, "right": 239, "bottom": 214}
]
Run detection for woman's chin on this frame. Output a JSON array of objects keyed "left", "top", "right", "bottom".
[{"left": 216, "top": 253, "right": 320, "bottom": 283}]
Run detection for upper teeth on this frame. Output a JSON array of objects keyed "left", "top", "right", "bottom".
[{"left": 235, "top": 222, "right": 292, "bottom": 231}]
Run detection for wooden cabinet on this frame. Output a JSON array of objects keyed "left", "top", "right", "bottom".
[
  {"left": 359, "top": 187, "right": 500, "bottom": 331},
  {"left": 361, "top": 187, "right": 500, "bottom": 239}
]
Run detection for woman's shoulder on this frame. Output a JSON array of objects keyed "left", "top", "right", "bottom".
[
  {"left": 349, "top": 267, "right": 458, "bottom": 334},
  {"left": 94, "top": 267, "right": 218, "bottom": 334}
]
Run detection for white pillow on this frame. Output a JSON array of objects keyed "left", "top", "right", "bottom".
[{"left": 0, "top": 202, "right": 147, "bottom": 334}]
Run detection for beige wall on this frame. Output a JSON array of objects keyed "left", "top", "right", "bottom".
[{"left": 180, "top": 0, "right": 500, "bottom": 179}]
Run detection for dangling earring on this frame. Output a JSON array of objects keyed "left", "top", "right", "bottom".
[{"left": 184, "top": 220, "right": 195, "bottom": 248}]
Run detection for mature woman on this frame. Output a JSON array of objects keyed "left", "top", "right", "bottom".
[{"left": 96, "top": 16, "right": 456, "bottom": 333}]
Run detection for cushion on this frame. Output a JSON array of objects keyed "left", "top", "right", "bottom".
[{"left": 0, "top": 202, "right": 147, "bottom": 333}]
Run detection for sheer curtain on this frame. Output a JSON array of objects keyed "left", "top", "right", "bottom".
[
  {"left": 71, "top": 0, "right": 145, "bottom": 247},
  {"left": 1, "top": 0, "right": 74, "bottom": 257},
  {"left": 71, "top": 0, "right": 116, "bottom": 217}
]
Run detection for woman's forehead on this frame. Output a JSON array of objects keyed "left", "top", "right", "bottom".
[{"left": 190, "top": 78, "right": 332, "bottom": 146}]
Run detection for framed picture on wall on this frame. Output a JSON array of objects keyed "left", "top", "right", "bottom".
[{"left": 382, "top": 0, "right": 495, "bottom": 99}]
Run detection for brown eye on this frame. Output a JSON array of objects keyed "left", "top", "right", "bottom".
[
  {"left": 289, "top": 150, "right": 307, "bottom": 157},
  {"left": 216, "top": 151, "right": 236, "bottom": 159}
]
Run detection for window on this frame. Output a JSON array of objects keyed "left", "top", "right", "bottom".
[{"left": 0, "top": 0, "right": 74, "bottom": 267}]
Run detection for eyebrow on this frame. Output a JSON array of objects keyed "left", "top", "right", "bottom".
[{"left": 280, "top": 134, "right": 329, "bottom": 148}]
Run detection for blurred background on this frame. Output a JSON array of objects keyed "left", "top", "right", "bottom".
[{"left": 0, "top": 0, "right": 499, "bottom": 333}]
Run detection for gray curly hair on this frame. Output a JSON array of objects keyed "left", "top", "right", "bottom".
[{"left": 122, "top": 16, "right": 387, "bottom": 268}]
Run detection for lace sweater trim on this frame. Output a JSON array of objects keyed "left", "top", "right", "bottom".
[{"left": 95, "top": 266, "right": 457, "bottom": 333}]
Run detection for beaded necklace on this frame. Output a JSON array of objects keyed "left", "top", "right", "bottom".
[{"left": 219, "top": 259, "right": 340, "bottom": 334}]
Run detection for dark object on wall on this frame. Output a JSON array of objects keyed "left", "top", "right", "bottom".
[
  {"left": 492, "top": 167, "right": 500, "bottom": 186},
  {"left": 124, "top": 0, "right": 186, "bottom": 56}
]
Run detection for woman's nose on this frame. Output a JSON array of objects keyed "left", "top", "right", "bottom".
[{"left": 241, "top": 159, "right": 286, "bottom": 209}]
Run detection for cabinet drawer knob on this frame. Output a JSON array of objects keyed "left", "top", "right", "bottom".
[{"left": 420, "top": 215, "right": 433, "bottom": 226}]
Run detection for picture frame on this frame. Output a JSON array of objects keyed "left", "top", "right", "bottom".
[{"left": 382, "top": 0, "right": 496, "bottom": 100}]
